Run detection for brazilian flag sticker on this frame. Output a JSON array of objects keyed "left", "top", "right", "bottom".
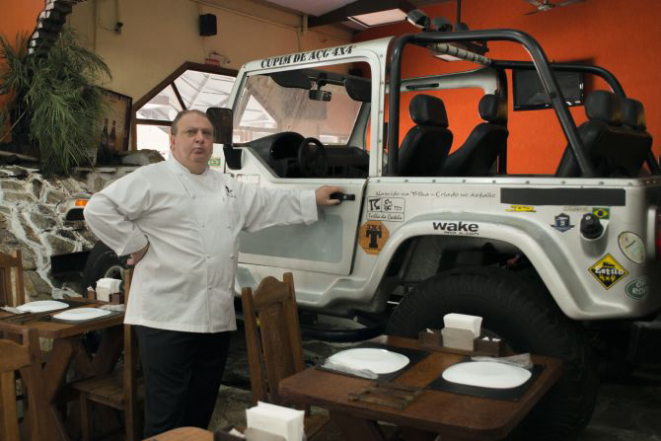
[{"left": 592, "top": 207, "right": 610, "bottom": 219}]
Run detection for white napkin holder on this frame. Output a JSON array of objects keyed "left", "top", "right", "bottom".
[
  {"left": 246, "top": 401, "right": 304, "bottom": 441},
  {"left": 95, "top": 278, "right": 122, "bottom": 302},
  {"left": 444, "top": 313, "right": 482, "bottom": 338},
  {"left": 419, "top": 313, "right": 502, "bottom": 356}
]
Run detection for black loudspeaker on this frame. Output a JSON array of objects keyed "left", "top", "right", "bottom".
[{"left": 199, "top": 14, "right": 217, "bottom": 36}]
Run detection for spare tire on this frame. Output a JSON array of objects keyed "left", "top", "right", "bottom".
[
  {"left": 82, "top": 241, "right": 126, "bottom": 291},
  {"left": 386, "top": 266, "right": 598, "bottom": 441}
]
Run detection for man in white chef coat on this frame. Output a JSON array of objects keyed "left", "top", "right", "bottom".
[{"left": 84, "top": 109, "right": 342, "bottom": 437}]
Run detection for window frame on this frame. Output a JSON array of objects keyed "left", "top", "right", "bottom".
[{"left": 131, "top": 62, "right": 238, "bottom": 150}]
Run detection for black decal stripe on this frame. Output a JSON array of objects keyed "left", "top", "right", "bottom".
[{"left": 501, "top": 188, "right": 626, "bottom": 206}]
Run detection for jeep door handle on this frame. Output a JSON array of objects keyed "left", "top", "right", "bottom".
[{"left": 330, "top": 192, "right": 356, "bottom": 202}]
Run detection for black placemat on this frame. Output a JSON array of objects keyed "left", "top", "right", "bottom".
[
  {"left": 426, "top": 362, "right": 545, "bottom": 401},
  {"left": 317, "top": 342, "right": 431, "bottom": 382}
]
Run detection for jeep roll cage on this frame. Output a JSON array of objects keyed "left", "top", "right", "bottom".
[{"left": 387, "top": 29, "right": 661, "bottom": 178}]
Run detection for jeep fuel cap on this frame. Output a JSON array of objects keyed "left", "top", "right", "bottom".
[{"left": 580, "top": 213, "right": 603, "bottom": 239}]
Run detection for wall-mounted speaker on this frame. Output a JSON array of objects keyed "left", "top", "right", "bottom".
[{"left": 199, "top": 14, "right": 217, "bottom": 36}]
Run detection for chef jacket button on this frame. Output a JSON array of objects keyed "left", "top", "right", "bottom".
[
  {"left": 192, "top": 195, "right": 196, "bottom": 200},
  {"left": 229, "top": 254, "right": 235, "bottom": 259}
]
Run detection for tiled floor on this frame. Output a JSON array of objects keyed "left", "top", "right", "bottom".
[{"left": 209, "top": 330, "right": 661, "bottom": 441}]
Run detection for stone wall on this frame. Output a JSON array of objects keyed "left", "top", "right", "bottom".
[{"left": 0, "top": 165, "right": 138, "bottom": 300}]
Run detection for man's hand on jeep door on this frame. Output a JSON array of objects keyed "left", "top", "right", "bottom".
[{"left": 315, "top": 186, "right": 343, "bottom": 206}]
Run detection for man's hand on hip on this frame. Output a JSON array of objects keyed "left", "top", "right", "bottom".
[{"left": 127, "top": 243, "right": 149, "bottom": 266}]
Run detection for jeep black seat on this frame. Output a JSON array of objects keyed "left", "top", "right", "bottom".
[
  {"left": 398, "top": 94, "right": 453, "bottom": 176},
  {"left": 440, "top": 94, "right": 509, "bottom": 176},
  {"left": 620, "top": 97, "right": 653, "bottom": 175},
  {"left": 556, "top": 91, "right": 651, "bottom": 178},
  {"left": 622, "top": 98, "right": 646, "bottom": 131}
]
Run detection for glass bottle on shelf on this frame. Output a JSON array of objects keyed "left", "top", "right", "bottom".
[
  {"left": 109, "top": 120, "right": 117, "bottom": 150},
  {"left": 100, "top": 118, "right": 109, "bottom": 149}
]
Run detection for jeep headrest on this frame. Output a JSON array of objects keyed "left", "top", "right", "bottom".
[
  {"left": 585, "top": 90, "right": 622, "bottom": 126},
  {"left": 478, "top": 94, "right": 507, "bottom": 125},
  {"left": 621, "top": 98, "right": 646, "bottom": 131},
  {"left": 410, "top": 94, "right": 449, "bottom": 127}
]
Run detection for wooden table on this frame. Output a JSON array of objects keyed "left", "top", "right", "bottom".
[
  {"left": 0, "top": 303, "right": 125, "bottom": 441},
  {"left": 279, "top": 336, "right": 563, "bottom": 441},
  {"left": 143, "top": 426, "right": 214, "bottom": 441}
]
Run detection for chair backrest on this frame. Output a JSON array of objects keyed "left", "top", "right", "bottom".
[
  {"left": 241, "top": 273, "right": 305, "bottom": 406},
  {"left": 0, "top": 250, "right": 25, "bottom": 307},
  {"left": 441, "top": 94, "right": 509, "bottom": 176},
  {"left": 556, "top": 91, "right": 651, "bottom": 178},
  {"left": 398, "top": 94, "right": 453, "bottom": 176},
  {"left": 0, "top": 328, "right": 46, "bottom": 441}
]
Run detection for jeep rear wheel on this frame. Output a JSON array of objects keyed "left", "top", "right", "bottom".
[
  {"left": 82, "top": 241, "right": 126, "bottom": 291},
  {"left": 386, "top": 267, "right": 598, "bottom": 441}
]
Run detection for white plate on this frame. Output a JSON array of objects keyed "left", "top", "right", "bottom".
[
  {"left": 327, "top": 348, "right": 410, "bottom": 374},
  {"left": 53, "top": 308, "right": 112, "bottom": 321},
  {"left": 442, "top": 361, "right": 532, "bottom": 389},
  {"left": 16, "top": 300, "right": 69, "bottom": 313}
]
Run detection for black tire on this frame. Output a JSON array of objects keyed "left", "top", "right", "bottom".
[
  {"left": 82, "top": 241, "right": 126, "bottom": 291},
  {"left": 386, "top": 267, "right": 598, "bottom": 441}
]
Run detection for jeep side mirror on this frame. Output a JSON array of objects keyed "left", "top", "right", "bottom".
[
  {"left": 206, "top": 107, "right": 242, "bottom": 170},
  {"left": 206, "top": 107, "right": 233, "bottom": 145}
]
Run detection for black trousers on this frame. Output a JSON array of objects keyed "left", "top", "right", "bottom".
[{"left": 134, "top": 326, "right": 232, "bottom": 438}]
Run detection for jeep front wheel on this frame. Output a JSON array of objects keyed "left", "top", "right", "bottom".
[
  {"left": 82, "top": 241, "right": 126, "bottom": 291},
  {"left": 386, "top": 267, "right": 598, "bottom": 441}
]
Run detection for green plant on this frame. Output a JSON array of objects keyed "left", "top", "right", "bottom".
[{"left": 0, "top": 28, "right": 111, "bottom": 175}]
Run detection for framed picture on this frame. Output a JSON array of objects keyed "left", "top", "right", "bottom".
[{"left": 99, "top": 89, "right": 132, "bottom": 151}]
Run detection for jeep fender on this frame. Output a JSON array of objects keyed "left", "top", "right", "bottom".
[{"left": 366, "top": 213, "right": 606, "bottom": 320}]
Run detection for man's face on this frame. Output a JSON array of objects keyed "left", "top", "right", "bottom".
[{"left": 170, "top": 113, "right": 214, "bottom": 174}]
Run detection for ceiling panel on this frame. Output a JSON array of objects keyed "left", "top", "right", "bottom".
[
  {"left": 263, "top": 0, "right": 446, "bottom": 18},
  {"left": 263, "top": 0, "right": 354, "bottom": 16}
]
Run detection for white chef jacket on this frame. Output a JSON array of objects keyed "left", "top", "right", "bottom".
[{"left": 83, "top": 156, "right": 318, "bottom": 333}]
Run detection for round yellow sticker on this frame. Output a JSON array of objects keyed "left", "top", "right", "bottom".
[{"left": 359, "top": 221, "right": 389, "bottom": 255}]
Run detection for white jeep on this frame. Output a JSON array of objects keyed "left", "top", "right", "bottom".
[{"left": 208, "top": 26, "right": 661, "bottom": 441}]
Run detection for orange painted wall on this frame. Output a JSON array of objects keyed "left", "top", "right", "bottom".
[
  {"left": 356, "top": 0, "right": 661, "bottom": 174},
  {"left": 0, "top": 0, "right": 43, "bottom": 113}
]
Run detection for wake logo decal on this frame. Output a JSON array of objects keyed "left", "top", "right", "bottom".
[{"left": 432, "top": 221, "right": 479, "bottom": 236}]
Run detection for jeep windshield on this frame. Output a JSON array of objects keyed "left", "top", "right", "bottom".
[{"left": 233, "top": 67, "right": 367, "bottom": 145}]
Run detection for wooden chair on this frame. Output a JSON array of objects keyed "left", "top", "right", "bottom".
[
  {"left": 73, "top": 269, "right": 142, "bottom": 441},
  {"left": 0, "top": 328, "right": 47, "bottom": 441},
  {"left": 0, "top": 250, "right": 26, "bottom": 307},
  {"left": 241, "top": 273, "right": 328, "bottom": 438}
]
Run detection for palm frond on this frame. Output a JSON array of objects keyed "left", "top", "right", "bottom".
[{"left": 2, "top": 27, "right": 113, "bottom": 175}]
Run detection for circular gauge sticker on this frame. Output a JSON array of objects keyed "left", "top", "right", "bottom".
[{"left": 618, "top": 232, "right": 645, "bottom": 264}]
